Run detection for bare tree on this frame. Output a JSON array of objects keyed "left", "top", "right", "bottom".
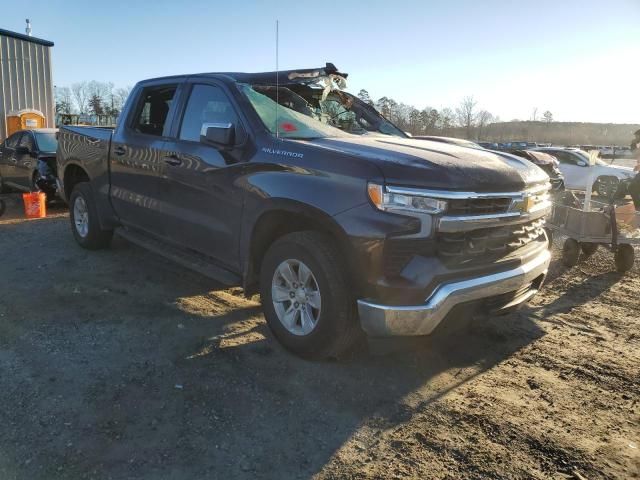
[
  {"left": 455, "top": 96, "right": 477, "bottom": 139},
  {"left": 531, "top": 107, "right": 539, "bottom": 121},
  {"left": 408, "top": 108, "right": 421, "bottom": 135},
  {"left": 419, "top": 108, "right": 440, "bottom": 135},
  {"left": 375, "top": 97, "right": 392, "bottom": 119},
  {"left": 114, "top": 86, "right": 132, "bottom": 113},
  {"left": 392, "top": 102, "right": 411, "bottom": 130},
  {"left": 543, "top": 110, "right": 553, "bottom": 123},
  {"left": 55, "top": 86, "right": 74, "bottom": 114},
  {"left": 86, "top": 81, "right": 111, "bottom": 100},
  {"left": 439, "top": 108, "right": 455, "bottom": 134},
  {"left": 83, "top": 81, "right": 113, "bottom": 114},
  {"left": 71, "top": 82, "right": 89, "bottom": 114},
  {"left": 476, "top": 110, "right": 494, "bottom": 140}
]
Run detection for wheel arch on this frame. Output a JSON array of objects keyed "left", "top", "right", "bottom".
[
  {"left": 242, "top": 200, "right": 356, "bottom": 293},
  {"left": 62, "top": 162, "right": 90, "bottom": 202},
  {"left": 62, "top": 163, "right": 118, "bottom": 230}
]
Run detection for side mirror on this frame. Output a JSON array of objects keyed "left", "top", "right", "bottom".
[
  {"left": 200, "top": 123, "right": 234, "bottom": 147},
  {"left": 15, "top": 146, "right": 30, "bottom": 155}
]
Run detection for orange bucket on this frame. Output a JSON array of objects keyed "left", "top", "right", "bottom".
[{"left": 22, "top": 192, "right": 47, "bottom": 219}]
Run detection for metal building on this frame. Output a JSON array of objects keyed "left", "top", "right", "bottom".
[{"left": 0, "top": 26, "right": 55, "bottom": 141}]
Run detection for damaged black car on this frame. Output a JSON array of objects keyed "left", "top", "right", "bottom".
[{"left": 0, "top": 128, "right": 58, "bottom": 198}]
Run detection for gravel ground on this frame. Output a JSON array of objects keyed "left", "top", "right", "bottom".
[{"left": 0, "top": 193, "right": 638, "bottom": 480}]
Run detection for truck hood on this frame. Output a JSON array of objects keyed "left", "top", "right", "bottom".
[{"left": 294, "top": 136, "right": 548, "bottom": 192}]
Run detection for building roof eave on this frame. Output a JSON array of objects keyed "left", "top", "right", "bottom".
[{"left": 0, "top": 28, "right": 54, "bottom": 47}]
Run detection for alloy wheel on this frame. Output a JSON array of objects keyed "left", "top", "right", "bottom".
[
  {"left": 73, "top": 196, "right": 89, "bottom": 238},
  {"left": 271, "top": 259, "right": 322, "bottom": 336}
]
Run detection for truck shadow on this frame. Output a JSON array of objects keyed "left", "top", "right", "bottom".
[
  {"left": 528, "top": 269, "right": 621, "bottom": 317},
  {"left": 0, "top": 214, "right": 545, "bottom": 480}
]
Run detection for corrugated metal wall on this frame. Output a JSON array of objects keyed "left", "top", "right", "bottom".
[{"left": 0, "top": 34, "right": 54, "bottom": 141}]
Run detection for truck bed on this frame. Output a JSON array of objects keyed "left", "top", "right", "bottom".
[{"left": 57, "top": 125, "right": 115, "bottom": 226}]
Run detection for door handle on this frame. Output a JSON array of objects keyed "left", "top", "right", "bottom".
[
  {"left": 113, "top": 146, "right": 126, "bottom": 156},
  {"left": 163, "top": 154, "right": 182, "bottom": 166}
]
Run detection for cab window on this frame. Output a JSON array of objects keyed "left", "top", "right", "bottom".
[
  {"left": 179, "top": 84, "right": 239, "bottom": 143},
  {"left": 133, "top": 85, "right": 177, "bottom": 137}
]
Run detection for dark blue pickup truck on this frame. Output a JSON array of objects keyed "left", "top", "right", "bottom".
[{"left": 56, "top": 64, "right": 552, "bottom": 359}]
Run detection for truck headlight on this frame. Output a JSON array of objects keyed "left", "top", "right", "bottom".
[{"left": 367, "top": 183, "right": 447, "bottom": 214}]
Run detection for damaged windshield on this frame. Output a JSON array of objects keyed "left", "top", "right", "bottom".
[
  {"left": 240, "top": 84, "right": 347, "bottom": 139},
  {"left": 239, "top": 79, "right": 406, "bottom": 139}
]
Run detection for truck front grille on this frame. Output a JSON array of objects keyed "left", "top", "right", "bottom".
[
  {"left": 382, "top": 218, "right": 546, "bottom": 276},
  {"left": 437, "top": 218, "right": 546, "bottom": 267},
  {"left": 446, "top": 197, "right": 511, "bottom": 216}
]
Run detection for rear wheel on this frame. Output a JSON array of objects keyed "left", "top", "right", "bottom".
[
  {"left": 69, "top": 182, "right": 113, "bottom": 249},
  {"left": 562, "top": 238, "right": 581, "bottom": 267},
  {"left": 614, "top": 244, "right": 635, "bottom": 273},
  {"left": 259, "top": 231, "right": 361, "bottom": 359}
]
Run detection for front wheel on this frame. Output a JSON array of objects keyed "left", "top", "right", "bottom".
[
  {"left": 562, "top": 238, "right": 581, "bottom": 267},
  {"left": 614, "top": 244, "right": 635, "bottom": 273},
  {"left": 69, "top": 182, "right": 113, "bottom": 249},
  {"left": 259, "top": 231, "right": 361, "bottom": 360}
]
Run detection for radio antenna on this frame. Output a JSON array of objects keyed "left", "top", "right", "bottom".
[{"left": 275, "top": 20, "right": 279, "bottom": 140}]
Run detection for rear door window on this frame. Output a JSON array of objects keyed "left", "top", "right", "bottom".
[{"left": 132, "top": 85, "right": 177, "bottom": 137}]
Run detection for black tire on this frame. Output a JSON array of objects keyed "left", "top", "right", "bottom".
[
  {"left": 580, "top": 242, "right": 599, "bottom": 257},
  {"left": 69, "top": 182, "right": 113, "bottom": 249},
  {"left": 0, "top": 173, "right": 8, "bottom": 193},
  {"left": 0, "top": 199, "right": 5, "bottom": 217},
  {"left": 614, "top": 244, "right": 635, "bottom": 273},
  {"left": 259, "top": 231, "right": 361, "bottom": 360},
  {"left": 562, "top": 238, "right": 581, "bottom": 267}
]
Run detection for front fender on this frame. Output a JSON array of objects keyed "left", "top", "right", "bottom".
[{"left": 238, "top": 160, "right": 376, "bottom": 263}]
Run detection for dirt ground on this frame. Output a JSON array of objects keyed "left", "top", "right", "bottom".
[{"left": 0, "top": 193, "right": 638, "bottom": 480}]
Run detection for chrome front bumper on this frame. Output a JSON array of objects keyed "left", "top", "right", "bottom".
[{"left": 357, "top": 248, "right": 551, "bottom": 337}]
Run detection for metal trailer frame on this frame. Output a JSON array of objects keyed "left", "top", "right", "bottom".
[{"left": 546, "top": 175, "right": 638, "bottom": 271}]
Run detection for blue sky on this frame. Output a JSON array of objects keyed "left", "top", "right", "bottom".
[{"left": 4, "top": 0, "right": 639, "bottom": 123}]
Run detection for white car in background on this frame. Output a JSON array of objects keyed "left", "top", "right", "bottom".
[{"left": 534, "top": 147, "right": 635, "bottom": 199}]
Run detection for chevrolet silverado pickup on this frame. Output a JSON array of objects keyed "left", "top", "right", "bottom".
[{"left": 57, "top": 63, "right": 552, "bottom": 359}]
